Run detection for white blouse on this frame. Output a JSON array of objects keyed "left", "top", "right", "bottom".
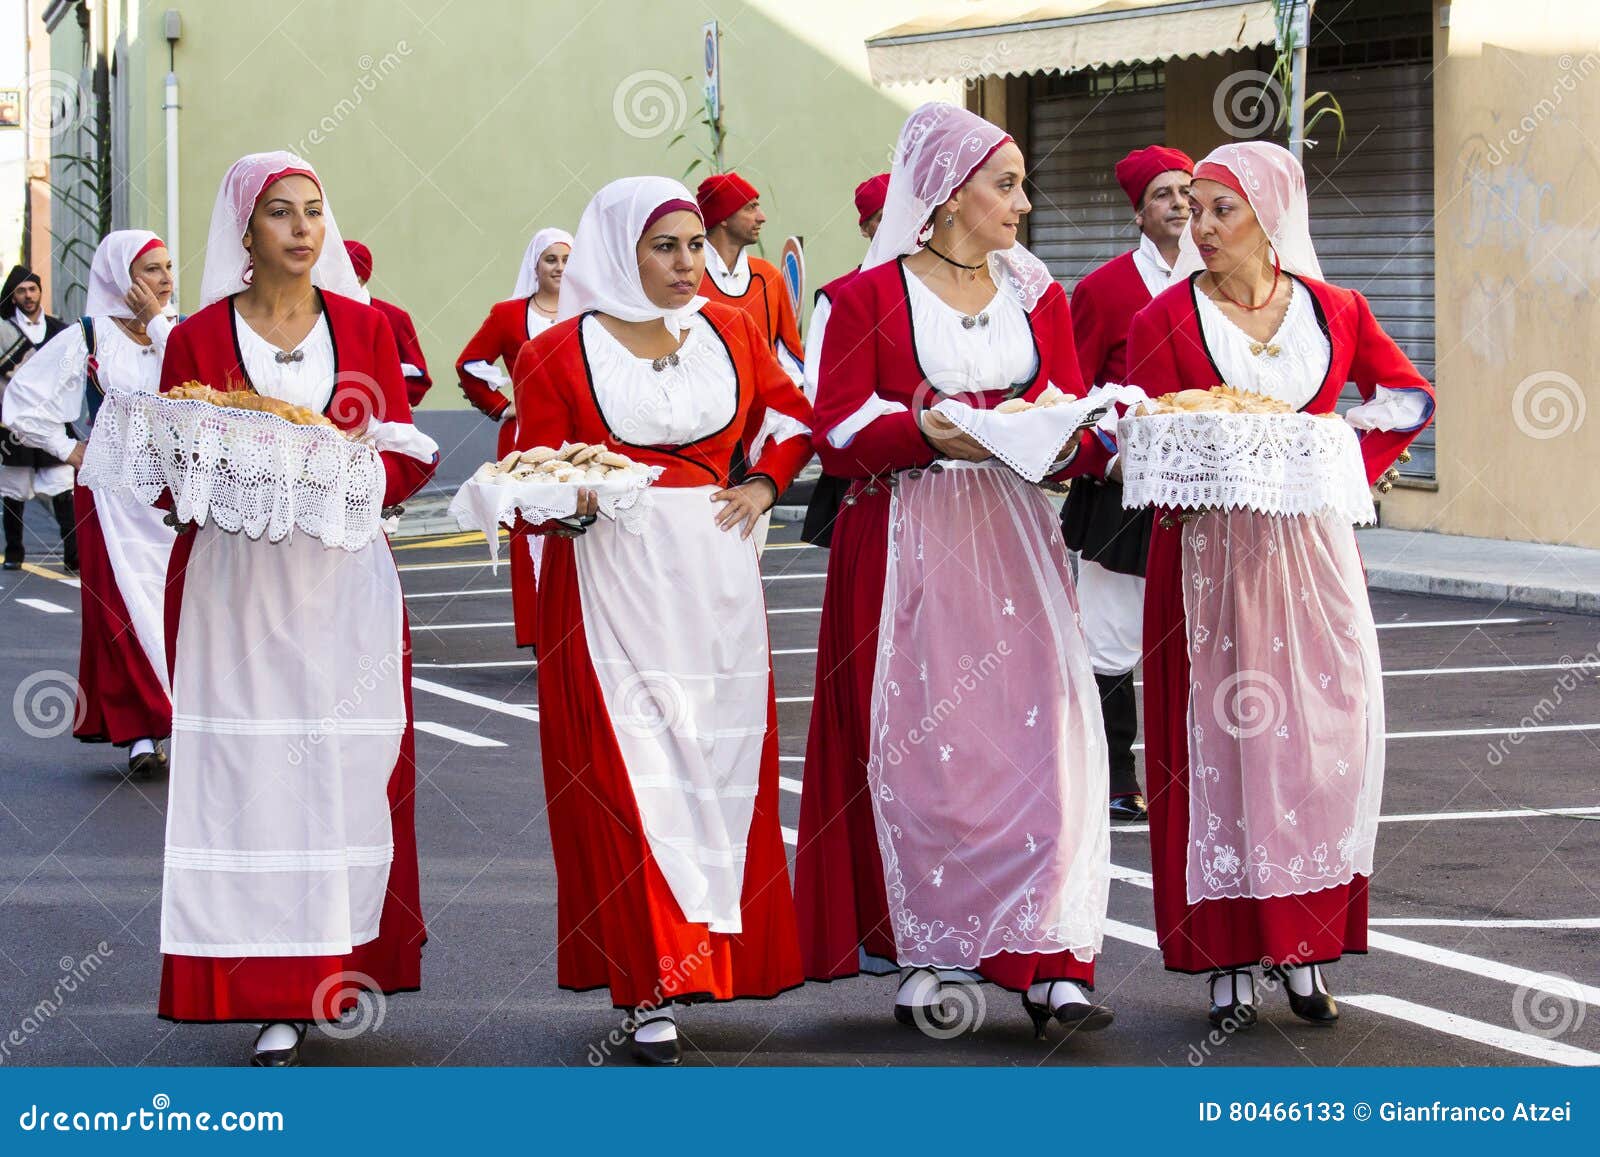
[
  {"left": 906, "top": 267, "right": 1039, "bottom": 397},
  {"left": 582, "top": 313, "right": 737, "bottom": 447},
  {"left": 235, "top": 309, "right": 335, "bottom": 411},
  {"left": 1, "top": 315, "right": 172, "bottom": 461},
  {"left": 1195, "top": 276, "right": 1331, "bottom": 410}
]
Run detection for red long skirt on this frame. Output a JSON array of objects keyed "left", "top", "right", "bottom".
[
  {"left": 535, "top": 536, "right": 803, "bottom": 1008},
  {"left": 1142, "top": 516, "right": 1368, "bottom": 974},
  {"left": 72, "top": 486, "right": 171, "bottom": 745},
  {"left": 156, "top": 531, "right": 425, "bottom": 1022},
  {"left": 793, "top": 483, "right": 1096, "bottom": 992}
]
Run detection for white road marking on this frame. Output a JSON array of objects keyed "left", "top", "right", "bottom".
[
  {"left": 779, "top": 755, "right": 803, "bottom": 763},
  {"left": 16, "top": 597, "right": 72, "bottom": 614},
  {"left": 762, "top": 572, "right": 828, "bottom": 581},
  {"left": 412, "top": 621, "right": 515, "bottom": 631},
  {"left": 406, "top": 587, "right": 510, "bottom": 599},
  {"left": 782, "top": 826, "right": 797, "bottom": 846},
  {"left": 1337, "top": 994, "right": 1600, "bottom": 1066},
  {"left": 1376, "top": 617, "right": 1529, "bottom": 630},
  {"left": 411, "top": 676, "right": 539, "bottom": 722},
  {"left": 415, "top": 660, "right": 537, "bottom": 670},
  {"left": 766, "top": 607, "right": 824, "bottom": 616},
  {"left": 398, "top": 560, "right": 496, "bottom": 572},
  {"left": 1369, "top": 917, "right": 1600, "bottom": 929},
  {"left": 763, "top": 543, "right": 821, "bottom": 551},
  {"left": 1128, "top": 720, "right": 1600, "bottom": 752},
  {"left": 414, "top": 721, "right": 506, "bottom": 748},
  {"left": 1366, "top": 930, "right": 1600, "bottom": 1009},
  {"left": 1386, "top": 660, "right": 1600, "bottom": 677},
  {"left": 1112, "top": 803, "right": 1600, "bottom": 834},
  {"left": 776, "top": 696, "right": 811, "bottom": 704},
  {"left": 780, "top": 776, "right": 803, "bottom": 795},
  {"left": 771, "top": 648, "right": 818, "bottom": 656}
]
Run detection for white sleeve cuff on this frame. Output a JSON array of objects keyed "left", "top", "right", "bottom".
[
  {"left": 366, "top": 421, "right": 440, "bottom": 462},
  {"left": 1344, "top": 385, "right": 1433, "bottom": 433},
  {"left": 401, "top": 363, "right": 424, "bottom": 379},
  {"left": 826, "top": 395, "right": 908, "bottom": 450},
  {"left": 462, "top": 359, "right": 510, "bottom": 389}
]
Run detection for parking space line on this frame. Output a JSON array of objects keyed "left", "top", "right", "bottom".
[
  {"left": 415, "top": 660, "right": 536, "bottom": 670},
  {"left": 398, "top": 560, "right": 497, "bottom": 573},
  {"left": 780, "top": 776, "right": 802, "bottom": 794},
  {"left": 1337, "top": 994, "right": 1600, "bottom": 1065},
  {"left": 414, "top": 721, "right": 506, "bottom": 748},
  {"left": 407, "top": 587, "right": 510, "bottom": 599},
  {"left": 412, "top": 621, "right": 515, "bottom": 631},
  {"left": 1369, "top": 917, "right": 1600, "bottom": 929},
  {"left": 1377, "top": 617, "right": 1529, "bottom": 630},
  {"left": 19, "top": 563, "right": 79, "bottom": 587},
  {"left": 16, "top": 597, "right": 72, "bottom": 614},
  {"left": 1111, "top": 803, "right": 1600, "bottom": 834},
  {"left": 412, "top": 677, "right": 539, "bottom": 722}
]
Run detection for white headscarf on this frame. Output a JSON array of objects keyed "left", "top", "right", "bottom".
[
  {"left": 1170, "top": 141, "right": 1324, "bottom": 283},
  {"left": 557, "top": 176, "right": 707, "bottom": 338},
  {"left": 85, "top": 229, "right": 166, "bottom": 319},
  {"left": 511, "top": 226, "right": 575, "bottom": 299},
  {"left": 198, "top": 151, "right": 368, "bottom": 310},
  {"left": 862, "top": 101, "right": 1055, "bottom": 310}
]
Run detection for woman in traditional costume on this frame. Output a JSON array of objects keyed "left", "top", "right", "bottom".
[
  {"left": 795, "top": 102, "right": 1115, "bottom": 1039},
  {"left": 1124, "top": 141, "right": 1434, "bottom": 1027},
  {"left": 155, "top": 152, "right": 438, "bottom": 1065},
  {"left": 2, "top": 231, "right": 177, "bottom": 776},
  {"left": 456, "top": 227, "right": 573, "bottom": 648},
  {"left": 512, "top": 177, "right": 812, "bottom": 1065}
]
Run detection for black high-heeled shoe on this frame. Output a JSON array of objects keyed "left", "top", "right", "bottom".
[
  {"left": 1207, "top": 969, "right": 1258, "bottom": 1029},
  {"left": 248, "top": 1023, "right": 307, "bottom": 1067},
  {"left": 1272, "top": 964, "right": 1340, "bottom": 1025},
  {"left": 1021, "top": 991, "right": 1054, "bottom": 1039},
  {"left": 630, "top": 1015, "right": 683, "bottom": 1066},
  {"left": 893, "top": 968, "right": 951, "bottom": 1030}
]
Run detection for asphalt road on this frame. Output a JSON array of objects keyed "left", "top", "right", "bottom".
[{"left": 1, "top": 510, "right": 1597, "bottom": 1068}]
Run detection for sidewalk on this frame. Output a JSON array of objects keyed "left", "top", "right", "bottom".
[{"left": 400, "top": 491, "right": 1600, "bottom": 616}]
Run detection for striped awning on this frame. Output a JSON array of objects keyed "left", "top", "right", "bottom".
[{"left": 866, "top": 0, "right": 1278, "bottom": 86}]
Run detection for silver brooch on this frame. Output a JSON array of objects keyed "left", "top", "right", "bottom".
[
  {"left": 650, "top": 352, "right": 680, "bottom": 372},
  {"left": 274, "top": 349, "right": 304, "bottom": 364},
  {"left": 960, "top": 313, "right": 990, "bottom": 330}
]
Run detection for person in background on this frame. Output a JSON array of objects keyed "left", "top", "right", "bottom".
[
  {"left": 0, "top": 265, "right": 74, "bottom": 571},
  {"left": 346, "top": 239, "right": 432, "bottom": 406}
]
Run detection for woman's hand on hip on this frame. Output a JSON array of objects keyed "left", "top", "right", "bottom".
[{"left": 711, "top": 476, "right": 777, "bottom": 539}]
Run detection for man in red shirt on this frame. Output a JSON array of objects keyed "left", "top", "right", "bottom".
[
  {"left": 695, "top": 172, "right": 804, "bottom": 381},
  {"left": 345, "top": 240, "right": 432, "bottom": 407},
  {"left": 1062, "top": 144, "right": 1193, "bottom": 822}
]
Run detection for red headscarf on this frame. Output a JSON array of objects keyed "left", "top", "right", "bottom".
[
  {"left": 343, "top": 240, "right": 373, "bottom": 283},
  {"left": 853, "top": 173, "right": 890, "bottom": 226},
  {"left": 696, "top": 171, "right": 760, "bottom": 231},
  {"left": 1113, "top": 145, "right": 1195, "bottom": 209}
]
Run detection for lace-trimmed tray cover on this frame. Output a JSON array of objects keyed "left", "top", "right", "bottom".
[
  {"left": 448, "top": 453, "right": 664, "bottom": 566},
  {"left": 78, "top": 390, "right": 386, "bottom": 552},
  {"left": 1117, "top": 409, "right": 1376, "bottom": 526},
  {"left": 931, "top": 384, "right": 1150, "bottom": 483}
]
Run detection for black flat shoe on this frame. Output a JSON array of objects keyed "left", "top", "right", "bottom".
[
  {"left": 1052, "top": 996, "right": 1115, "bottom": 1032},
  {"left": 1272, "top": 966, "right": 1340, "bottom": 1025},
  {"left": 127, "top": 746, "right": 168, "bottom": 779},
  {"left": 2, "top": 559, "right": 19, "bottom": 571},
  {"left": 893, "top": 968, "right": 952, "bottom": 1031},
  {"left": 630, "top": 1025, "right": 682, "bottom": 1066},
  {"left": 249, "top": 1023, "right": 306, "bottom": 1067},
  {"left": 1109, "top": 793, "right": 1147, "bottom": 822},
  {"left": 1207, "top": 969, "right": 1258, "bottom": 1030}
]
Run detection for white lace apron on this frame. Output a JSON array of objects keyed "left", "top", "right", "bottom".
[
  {"left": 573, "top": 486, "right": 769, "bottom": 934},
  {"left": 867, "top": 462, "right": 1108, "bottom": 967},
  {"left": 1182, "top": 508, "right": 1385, "bottom": 902}
]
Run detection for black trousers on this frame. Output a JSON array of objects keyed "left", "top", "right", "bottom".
[
  {"left": 1095, "top": 670, "right": 1141, "bottom": 798},
  {"left": 3, "top": 492, "right": 76, "bottom": 566}
]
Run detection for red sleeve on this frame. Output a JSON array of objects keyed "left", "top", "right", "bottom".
[
  {"left": 367, "top": 309, "right": 436, "bottom": 506},
  {"left": 1341, "top": 290, "right": 1436, "bottom": 483},
  {"left": 1069, "top": 277, "right": 1111, "bottom": 390},
  {"left": 812, "top": 280, "right": 937, "bottom": 478},
  {"left": 389, "top": 305, "right": 432, "bottom": 405},
  {"left": 455, "top": 308, "right": 512, "bottom": 418},
  {"left": 158, "top": 320, "right": 202, "bottom": 393},
  {"left": 774, "top": 278, "right": 805, "bottom": 372},
  {"left": 511, "top": 330, "right": 574, "bottom": 452},
  {"left": 741, "top": 311, "right": 816, "bottom": 496},
  {"left": 1125, "top": 300, "right": 1186, "bottom": 397}
]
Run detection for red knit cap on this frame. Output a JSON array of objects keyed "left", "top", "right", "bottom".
[
  {"left": 343, "top": 240, "right": 373, "bottom": 282},
  {"left": 854, "top": 173, "right": 890, "bottom": 226},
  {"left": 1113, "top": 145, "right": 1195, "bottom": 209},
  {"left": 696, "top": 171, "right": 760, "bottom": 230}
]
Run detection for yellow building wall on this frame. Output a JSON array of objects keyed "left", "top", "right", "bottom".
[{"left": 1380, "top": 0, "right": 1600, "bottom": 545}]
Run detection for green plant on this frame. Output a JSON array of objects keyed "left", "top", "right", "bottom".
[
  {"left": 1271, "top": 0, "right": 1346, "bottom": 151},
  {"left": 667, "top": 73, "right": 723, "bottom": 179}
]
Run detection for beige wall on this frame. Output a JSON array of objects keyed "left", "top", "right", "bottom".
[{"left": 1380, "top": 0, "right": 1600, "bottom": 546}]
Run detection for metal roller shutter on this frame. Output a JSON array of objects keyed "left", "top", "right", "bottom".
[
  {"left": 1303, "top": 60, "right": 1437, "bottom": 480},
  {"left": 1027, "top": 73, "right": 1167, "bottom": 287}
]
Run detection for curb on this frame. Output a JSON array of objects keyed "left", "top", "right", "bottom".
[{"left": 1362, "top": 566, "right": 1600, "bottom": 616}]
